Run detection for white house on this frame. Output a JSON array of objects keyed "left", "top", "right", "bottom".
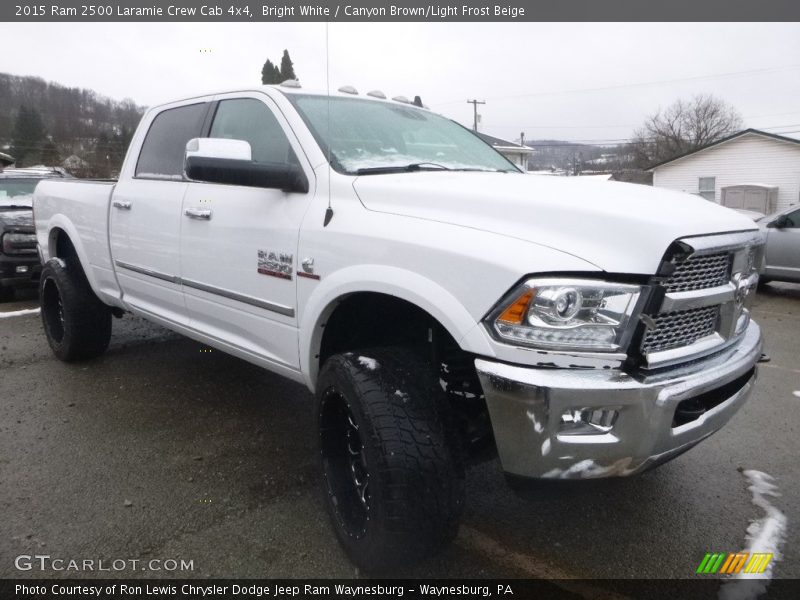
[
  {"left": 649, "top": 129, "right": 800, "bottom": 215},
  {"left": 476, "top": 132, "right": 534, "bottom": 170}
]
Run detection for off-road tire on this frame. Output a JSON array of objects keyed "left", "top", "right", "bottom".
[
  {"left": 316, "top": 347, "right": 464, "bottom": 572},
  {"left": 0, "top": 286, "right": 14, "bottom": 303},
  {"left": 39, "top": 258, "right": 111, "bottom": 361}
]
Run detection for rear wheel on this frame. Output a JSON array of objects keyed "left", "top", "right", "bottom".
[
  {"left": 39, "top": 258, "right": 111, "bottom": 361},
  {"left": 316, "top": 347, "right": 464, "bottom": 571}
]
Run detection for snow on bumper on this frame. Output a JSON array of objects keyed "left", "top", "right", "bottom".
[{"left": 476, "top": 321, "right": 762, "bottom": 479}]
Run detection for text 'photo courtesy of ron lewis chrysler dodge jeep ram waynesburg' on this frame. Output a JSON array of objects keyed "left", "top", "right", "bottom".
[{"left": 30, "top": 82, "right": 765, "bottom": 570}]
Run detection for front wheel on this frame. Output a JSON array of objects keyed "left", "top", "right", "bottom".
[
  {"left": 316, "top": 347, "right": 464, "bottom": 571},
  {"left": 39, "top": 258, "right": 112, "bottom": 361}
]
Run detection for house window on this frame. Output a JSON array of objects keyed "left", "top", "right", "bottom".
[{"left": 698, "top": 177, "right": 716, "bottom": 201}]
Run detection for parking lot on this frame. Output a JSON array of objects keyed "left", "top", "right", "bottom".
[{"left": 1, "top": 283, "right": 798, "bottom": 585}]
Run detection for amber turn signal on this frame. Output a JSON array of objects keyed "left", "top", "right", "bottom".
[{"left": 497, "top": 290, "right": 534, "bottom": 325}]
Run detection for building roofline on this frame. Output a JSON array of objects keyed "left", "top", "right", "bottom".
[{"left": 647, "top": 128, "right": 800, "bottom": 171}]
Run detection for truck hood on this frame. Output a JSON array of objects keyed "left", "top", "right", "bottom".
[
  {"left": 352, "top": 172, "right": 759, "bottom": 274},
  {"left": 0, "top": 202, "right": 33, "bottom": 229}
]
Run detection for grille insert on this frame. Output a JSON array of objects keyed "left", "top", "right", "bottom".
[
  {"left": 665, "top": 252, "right": 731, "bottom": 293},
  {"left": 641, "top": 306, "right": 719, "bottom": 354}
]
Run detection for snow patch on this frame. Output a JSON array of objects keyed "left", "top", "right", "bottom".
[
  {"left": 526, "top": 410, "right": 544, "bottom": 433},
  {"left": 357, "top": 356, "right": 379, "bottom": 370},
  {"left": 0, "top": 308, "right": 40, "bottom": 319},
  {"left": 718, "top": 470, "right": 787, "bottom": 600},
  {"left": 439, "top": 378, "right": 448, "bottom": 391},
  {"left": 52, "top": 257, "right": 66, "bottom": 268},
  {"left": 541, "top": 438, "right": 551, "bottom": 456},
  {"left": 394, "top": 390, "right": 409, "bottom": 403},
  {"left": 792, "top": 391, "right": 800, "bottom": 398},
  {"left": 542, "top": 457, "right": 635, "bottom": 479}
]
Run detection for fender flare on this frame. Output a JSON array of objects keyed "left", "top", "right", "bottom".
[
  {"left": 298, "top": 264, "right": 494, "bottom": 391},
  {"left": 44, "top": 216, "right": 102, "bottom": 294}
]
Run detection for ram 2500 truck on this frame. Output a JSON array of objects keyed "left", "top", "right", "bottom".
[{"left": 33, "top": 83, "right": 764, "bottom": 570}]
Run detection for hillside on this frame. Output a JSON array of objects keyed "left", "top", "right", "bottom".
[
  {"left": 0, "top": 73, "right": 144, "bottom": 175},
  {"left": 525, "top": 139, "right": 636, "bottom": 173}
]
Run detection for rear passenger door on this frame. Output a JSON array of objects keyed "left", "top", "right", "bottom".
[
  {"left": 179, "top": 93, "right": 314, "bottom": 370},
  {"left": 111, "top": 101, "right": 211, "bottom": 325}
]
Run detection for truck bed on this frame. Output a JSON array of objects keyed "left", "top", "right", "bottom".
[{"left": 33, "top": 179, "right": 122, "bottom": 306}]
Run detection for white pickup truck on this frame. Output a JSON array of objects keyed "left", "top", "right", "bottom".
[{"left": 33, "top": 83, "right": 764, "bottom": 570}]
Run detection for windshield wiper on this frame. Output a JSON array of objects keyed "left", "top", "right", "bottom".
[
  {"left": 0, "top": 205, "right": 32, "bottom": 210},
  {"left": 354, "top": 162, "right": 451, "bottom": 175}
]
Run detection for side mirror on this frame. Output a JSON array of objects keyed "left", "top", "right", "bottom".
[
  {"left": 184, "top": 138, "right": 308, "bottom": 193},
  {"left": 767, "top": 215, "right": 789, "bottom": 229}
]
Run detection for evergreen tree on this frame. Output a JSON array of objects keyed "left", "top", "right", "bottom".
[
  {"left": 11, "top": 105, "right": 45, "bottom": 167},
  {"left": 279, "top": 50, "right": 296, "bottom": 81},
  {"left": 261, "top": 59, "right": 282, "bottom": 84},
  {"left": 40, "top": 140, "right": 60, "bottom": 166}
]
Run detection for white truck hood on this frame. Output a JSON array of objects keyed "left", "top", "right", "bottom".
[{"left": 352, "top": 172, "right": 759, "bottom": 275}]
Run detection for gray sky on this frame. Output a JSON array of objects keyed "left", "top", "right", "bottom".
[{"left": 2, "top": 22, "right": 800, "bottom": 143}]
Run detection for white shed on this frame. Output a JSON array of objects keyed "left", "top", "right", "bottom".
[{"left": 649, "top": 129, "right": 800, "bottom": 214}]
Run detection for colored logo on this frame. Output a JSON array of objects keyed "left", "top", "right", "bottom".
[{"left": 696, "top": 552, "right": 773, "bottom": 574}]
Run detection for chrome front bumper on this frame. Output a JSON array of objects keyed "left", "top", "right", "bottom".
[{"left": 475, "top": 321, "right": 762, "bottom": 479}]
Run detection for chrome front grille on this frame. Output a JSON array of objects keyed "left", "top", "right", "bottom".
[
  {"left": 664, "top": 252, "right": 731, "bottom": 293},
  {"left": 639, "top": 231, "right": 764, "bottom": 369},
  {"left": 641, "top": 306, "right": 719, "bottom": 353}
]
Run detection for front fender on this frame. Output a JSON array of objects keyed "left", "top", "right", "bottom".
[{"left": 298, "top": 264, "right": 494, "bottom": 391}]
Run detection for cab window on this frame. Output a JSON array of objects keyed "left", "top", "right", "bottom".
[
  {"left": 135, "top": 103, "right": 208, "bottom": 179},
  {"left": 209, "top": 98, "right": 297, "bottom": 165}
]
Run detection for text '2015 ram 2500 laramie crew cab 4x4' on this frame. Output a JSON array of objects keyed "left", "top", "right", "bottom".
[{"left": 33, "top": 83, "right": 764, "bottom": 570}]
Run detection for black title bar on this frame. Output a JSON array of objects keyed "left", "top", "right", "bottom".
[{"left": 3, "top": 0, "right": 800, "bottom": 22}]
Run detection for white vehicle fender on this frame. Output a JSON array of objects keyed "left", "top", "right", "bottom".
[
  {"left": 42, "top": 214, "right": 101, "bottom": 292},
  {"left": 299, "top": 264, "right": 493, "bottom": 390}
]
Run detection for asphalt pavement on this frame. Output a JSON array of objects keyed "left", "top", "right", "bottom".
[{"left": 1, "top": 284, "right": 798, "bottom": 586}]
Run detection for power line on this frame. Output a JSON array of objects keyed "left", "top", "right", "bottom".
[{"left": 432, "top": 63, "right": 800, "bottom": 107}]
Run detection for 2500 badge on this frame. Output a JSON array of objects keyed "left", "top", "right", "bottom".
[{"left": 258, "top": 249, "right": 293, "bottom": 280}]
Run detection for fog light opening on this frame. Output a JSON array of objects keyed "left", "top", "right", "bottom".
[{"left": 560, "top": 407, "right": 619, "bottom": 435}]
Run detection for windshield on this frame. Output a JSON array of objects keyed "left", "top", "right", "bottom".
[
  {"left": 0, "top": 178, "right": 39, "bottom": 198},
  {"left": 0, "top": 178, "right": 39, "bottom": 210},
  {"left": 288, "top": 94, "right": 519, "bottom": 175}
]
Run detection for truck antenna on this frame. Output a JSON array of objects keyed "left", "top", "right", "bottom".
[{"left": 324, "top": 21, "right": 334, "bottom": 227}]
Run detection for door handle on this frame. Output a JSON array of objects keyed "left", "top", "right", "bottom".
[
  {"left": 112, "top": 200, "right": 132, "bottom": 210},
  {"left": 184, "top": 208, "right": 212, "bottom": 220}
]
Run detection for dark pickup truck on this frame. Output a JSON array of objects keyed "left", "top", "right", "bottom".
[{"left": 0, "top": 166, "right": 70, "bottom": 301}]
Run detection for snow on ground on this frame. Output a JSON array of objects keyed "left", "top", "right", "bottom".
[
  {"left": 718, "top": 470, "right": 787, "bottom": 600},
  {"left": 357, "top": 356, "right": 379, "bottom": 370},
  {"left": 0, "top": 308, "right": 40, "bottom": 318}
]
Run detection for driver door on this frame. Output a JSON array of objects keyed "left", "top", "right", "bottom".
[{"left": 179, "top": 94, "right": 314, "bottom": 370}]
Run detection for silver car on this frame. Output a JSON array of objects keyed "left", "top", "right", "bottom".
[{"left": 759, "top": 205, "right": 800, "bottom": 284}]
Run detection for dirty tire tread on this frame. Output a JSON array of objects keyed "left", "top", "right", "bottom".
[
  {"left": 39, "top": 257, "right": 111, "bottom": 361},
  {"left": 316, "top": 347, "right": 464, "bottom": 572}
]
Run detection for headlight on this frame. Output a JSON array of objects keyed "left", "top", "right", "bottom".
[
  {"left": 487, "top": 278, "right": 643, "bottom": 352},
  {"left": 1, "top": 232, "right": 37, "bottom": 255}
]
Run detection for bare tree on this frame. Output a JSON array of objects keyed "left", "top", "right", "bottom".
[{"left": 632, "top": 94, "right": 742, "bottom": 168}]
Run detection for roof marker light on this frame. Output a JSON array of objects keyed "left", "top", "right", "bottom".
[
  {"left": 338, "top": 85, "right": 358, "bottom": 95},
  {"left": 367, "top": 90, "right": 386, "bottom": 99},
  {"left": 392, "top": 95, "right": 411, "bottom": 104},
  {"left": 280, "top": 79, "right": 301, "bottom": 88}
]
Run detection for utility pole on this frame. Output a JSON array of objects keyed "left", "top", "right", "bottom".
[{"left": 467, "top": 99, "right": 485, "bottom": 131}]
